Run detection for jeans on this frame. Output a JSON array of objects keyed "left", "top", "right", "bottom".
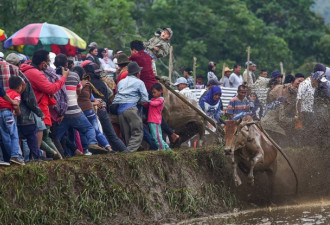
[
  {"left": 81, "top": 109, "right": 110, "bottom": 148},
  {"left": 19, "top": 124, "right": 42, "bottom": 159},
  {"left": 56, "top": 113, "right": 98, "bottom": 146},
  {"left": 97, "top": 107, "right": 126, "bottom": 152},
  {"left": 143, "top": 124, "right": 158, "bottom": 150},
  {"left": 0, "top": 109, "right": 20, "bottom": 158}
]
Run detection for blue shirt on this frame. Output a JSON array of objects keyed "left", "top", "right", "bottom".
[{"left": 113, "top": 75, "right": 149, "bottom": 104}]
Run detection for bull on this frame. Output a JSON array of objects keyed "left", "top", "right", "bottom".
[
  {"left": 223, "top": 116, "right": 278, "bottom": 188},
  {"left": 161, "top": 84, "right": 205, "bottom": 147}
]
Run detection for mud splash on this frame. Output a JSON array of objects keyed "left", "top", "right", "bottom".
[{"left": 171, "top": 200, "right": 330, "bottom": 225}]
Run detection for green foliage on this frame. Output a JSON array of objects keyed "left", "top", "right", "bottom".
[{"left": 1, "top": 0, "right": 329, "bottom": 77}]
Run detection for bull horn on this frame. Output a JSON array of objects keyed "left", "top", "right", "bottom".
[{"left": 236, "top": 118, "right": 242, "bottom": 125}]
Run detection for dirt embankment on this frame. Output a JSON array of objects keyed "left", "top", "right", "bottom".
[
  {"left": 0, "top": 146, "right": 328, "bottom": 225},
  {"left": 0, "top": 147, "right": 240, "bottom": 225}
]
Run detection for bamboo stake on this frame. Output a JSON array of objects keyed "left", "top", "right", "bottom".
[
  {"left": 280, "top": 62, "right": 285, "bottom": 84},
  {"left": 246, "top": 46, "right": 251, "bottom": 86},
  {"left": 168, "top": 46, "right": 173, "bottom": 83},
  {"left": 221, "top": 62, "right": 226, "bottom": 84},
  {"left": 193, "top": 57, "right": 197, "bottom": 89}
]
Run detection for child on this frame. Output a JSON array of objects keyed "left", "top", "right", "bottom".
[
  {"left": 144, "top": 28, "right": 173, "bottom": 59},
  {"left": 196, "top": 75, "right": 205, "bottom": 89},
  {"left": 0, "top": 76, "right": 25, "bottom": 165},
  {"left": 144, "top": 83, "right": 170, "bottom": 150},
  {"left": 144, "top": 28, "right": 173, "bottom": 75}
]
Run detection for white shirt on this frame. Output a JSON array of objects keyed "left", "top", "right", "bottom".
[
  {"left": 229, "top": 72, "right": 243, "bottom": 88},
  {"left": 179, "top": 87, "right": 196, "bottom": 101},
  {"left": 297, "top": 78, "right": 315, "bottom": 113},
  {"left": 99, "top": 58, "right": 116, "bottom": 73}
]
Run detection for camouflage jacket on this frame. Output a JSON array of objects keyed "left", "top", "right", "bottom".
[{"left": 143, "top": 30, "right": 171, "bottom": 58}]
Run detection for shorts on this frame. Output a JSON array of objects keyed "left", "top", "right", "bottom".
[{"left": 34, "top": 113, "right": 46, "bottom": 131}]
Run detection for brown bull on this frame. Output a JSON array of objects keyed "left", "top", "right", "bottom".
[
  {"left": 161, "top": 84, "right": 205, "bottom": 147},
  {"left": 224, "top": 116, "right": 277, "bottom": 187}
]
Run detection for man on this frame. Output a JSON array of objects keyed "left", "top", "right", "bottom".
[
  {"left": 113, "top": 49, "right": 123, "bottom": 68},
  {"left": 253, "top": 69, "right": 269, "bottom": 89},
  {"left": 129, "top": 40, "right": 158, "bottom": 93},
  {"left": 226, "top": 85, "right": 250, "bottom": 119},
  {"left": 243, "top": 61, "right": 256, "bottom": 87},
  {"left": 268, "top": 74, "right": 304, "bottom": 115},
  {"left": 271, "top": 70, "right": 283, "bottom": 84},
  {"left": 113, "top": 62, "right": 149, "bottom": 153},
  {"left": 54, "top": 54, "right": 107, "bottom": 154},
  {"left": 174, "top": 77, "right": 196, "bottom": 100},
  {"left": 183, "top": 67, "right": 194, "bottom": 89},
  {"left": 220, "top": 67, "right": 232, "bottom": 87},
  {"left": 88, "top": 42, "right": 98, "bottom": 48},
  {"left": 311, "top": 68, "right": 330, "bottom": 148},
  {"left": 229, "top": 64, "right": 242, "bottom": 88},
  {"left": 21, "top": 50, "right": 69, "bottom": 160},
  {"left": 5, "top": 53, "right": 45, "bottom": 162}
]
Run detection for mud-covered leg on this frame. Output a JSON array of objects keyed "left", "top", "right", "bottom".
[
  {"left": 232, "top": 155, "right": 242, "bottom": 186},
  {"left": 248, "top": 152, "right": 264, "bottom": 185}
]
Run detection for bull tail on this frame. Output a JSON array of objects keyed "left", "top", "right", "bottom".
[{"left": 256, "top": 123, "right": 299, "bottom": 195}]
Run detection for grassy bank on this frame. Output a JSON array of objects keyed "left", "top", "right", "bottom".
[{"left": 0, "top": 146, "right": 240, "bottom": 225}]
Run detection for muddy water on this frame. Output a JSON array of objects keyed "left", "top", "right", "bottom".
[{"left": 173, "top": 201, "right": 330, "bottom": 225}]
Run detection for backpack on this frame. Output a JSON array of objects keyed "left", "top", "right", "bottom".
[{"left": 43, "top": 67, "right": 68, "bottom": 121}]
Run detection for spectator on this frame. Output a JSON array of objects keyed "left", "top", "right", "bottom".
[
  {"left": 113, "top": 62, "right": 149, "bottom": 153},
  {"left": 116, "top": 53, "right": 131, "bottom": 85},
  {"left": 226, "top": 85, "right": 250, "bottom": 119},
  {"left": 82, "top": 61, "right": 127, "bottom": 152},
  {"left": 183, "top": 67, "right": 194, "bottom": 89},
  {"left": 195, "top": 75, "right": 205, "bottom": 89},
  {"left": 54, "top": 54, "right": 107, "bottom": 155},
  {"left": 220, "top": 67, "right": 232, "bottom": 87},
  {"left": 271, "top": 70, "right": 283, "bottom": 84},
  {"left": 0, "top": 76, "right": 24, "bottom": 165},
  {"left": 247, "top": 92, "right": 263, "bottom": 120},
  {"left": 199, "top": 86, "right": 223, "bottom": 124},
  {"left": 252, "top": 69, "right": 269, "bottom": 89},
  {"left": 74, "top": 66, "right": 113, "bottom": 152},
  {"left": 207, "top": 61, "right": 217, "bottom": 81},
  {"left": 86, "top": 47, "right": 101, "bottom": 67},
  {"left": 144, "top": 83, "right": 170, "bottom": 150},
  {"left": 284, "top": 74, "right": 295, "bottom": 84},
  {"left": 113, "top": 49, "right": 123, "bottom": 67},
  {"left": 21, "top": 49, "right": 69, "bottom": 160},
  {"left": 229, "top": 64, "right": 242, "bottom": 88},
  {"left": 243, "top": 61, "right": 256, "bottom": 87},
  {"left": 174, "top": 77, "right": 196, "bottom": 100},
  {"left": 98, "top": 48, "right": 116, "bottom": 77}
]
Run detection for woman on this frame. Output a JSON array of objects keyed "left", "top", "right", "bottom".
[
  {"left": 247, "top": 92, "right": 263, "bottom": 120},
  {"left": 98, "top": 48, "right": 116, "bottom": 77},
  {"left": 207, "top": 61, "right": 217, "bottom": 82},
  {"left": 86, "top": 47, "right": 101, "bottom": 67},
  {"left": 199, "top": 86, "right": 223, "bottom": 124}
]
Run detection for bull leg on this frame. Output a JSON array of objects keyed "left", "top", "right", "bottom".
[
  {"left": 248, "top": 152, "right": 264, "bottom": 186},
  {"left": 232, "top": 155, "right": 242, "bottom": 186}
]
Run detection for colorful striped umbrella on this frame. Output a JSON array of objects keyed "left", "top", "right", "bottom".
[
  {"left": 4, "top": 23, "right": 86, "bottom": 49},
  {"left": 0, "top": 29, "right": 6, "bottom": 41}
]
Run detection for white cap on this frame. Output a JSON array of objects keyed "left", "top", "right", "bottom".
[
  {"left": 173, "top": 77, "right": 188, "bottom": 86},
  {"left": 0, "top": 52, "right": 4, "bottom": 58}
]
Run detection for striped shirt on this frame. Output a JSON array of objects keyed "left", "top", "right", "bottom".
[
  {"left": 226, "top": 96, "right": 250, "bottom": 116},
  {"left": 64, "top": 71, "right": 82, "bottom": 117}
]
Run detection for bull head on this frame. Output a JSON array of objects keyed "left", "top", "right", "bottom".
[{"left": 223, "top": 118, "right": 244, "bottom": 155}]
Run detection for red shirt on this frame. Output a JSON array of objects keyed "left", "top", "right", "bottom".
[
  {"left": 0, "top": 89, "right": 21, "bottom": 111},
  {"left": 129, "top": 50, "right": 158, "bottom": 92}
]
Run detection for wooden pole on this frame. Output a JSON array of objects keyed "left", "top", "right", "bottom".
[
  {"left": 193, "top": 57, "right": 197, "bottom": 89},
  {"left": 221, "top": 62, "right": 226, "bottom": 84},
  {"left": 280, "top": 62, "right": 285, "bottom": 84},
  {"left": 168, "top": 46, "right": 173, "bottom": 83},
  {"left": 157, "top": 78, "right": 223, "bottom": 134},
  {"left": 246, "top": 46, "right": 251, "bottom": 86}
]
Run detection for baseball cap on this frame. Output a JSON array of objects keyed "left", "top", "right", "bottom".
[{"left": 173, "top": 77, "right": 187, "bottom": 86}]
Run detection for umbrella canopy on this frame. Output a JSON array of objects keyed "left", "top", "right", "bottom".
[
  {"left": 4, "top": 22, "right": 86, "bottom": 49},
  {"left": 0, "top": 29, "right": 6, "bottom": 41}
]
